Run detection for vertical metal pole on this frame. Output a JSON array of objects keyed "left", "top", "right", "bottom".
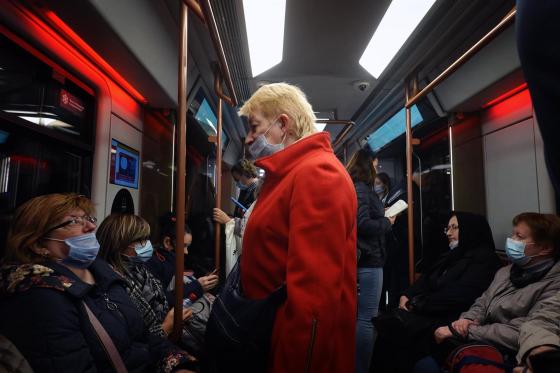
[
  {"left": 214, "top": 95, "right": 223, "bottom": 273},
  {"left": 449, "top": 125, "right": 455, "bottom": 210},
  {"left": 172, "top": 3, "right": 188, "bottom": 341},
  {"left": 405, "top": 82, "right": 415, "bottom": 285}
]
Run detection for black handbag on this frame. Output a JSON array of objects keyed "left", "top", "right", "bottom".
[{"left": 205, "top": 258, "right": 286, "bottom": 372}]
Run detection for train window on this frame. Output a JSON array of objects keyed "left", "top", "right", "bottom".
[
  {"left": 0, "top": 33, "right": 94, "bottom": 255},
  {"left": 0, "top": 34, "right": 95, "bottom": 147},
  {"left": 366, "top": 105, "right": 423, "bottom": 152},
  {"left": 189, "top": 85, "right": 229, "bottom": 150}
]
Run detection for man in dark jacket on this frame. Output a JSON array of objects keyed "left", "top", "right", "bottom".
[{"left": 372, "top": 211, "right": 500, "bottom": 373}]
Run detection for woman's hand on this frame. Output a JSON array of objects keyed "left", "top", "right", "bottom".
[
  {"left": 213, "top": 208, "right": 233, "bottom": 224},
  {"left": 434, "top": 326, "right": 453, "bottom": 344},
  {"left": 162, "top": 307, "right": 193, "bottom": 335},
  {"left": 399, "top": 295, "right": 410, "bottom": 311},
  {"left": 451, "top": 318, "right": 478, "bottom": 337},
  {"left": 198, "top": 274, "right": 219, "bottom": 292},
  {"left": 387, "top": 215, "right": 397, "bottom": 225}
]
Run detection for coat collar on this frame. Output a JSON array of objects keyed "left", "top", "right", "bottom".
[
  {"left": 255, "top": 132, "right": 333, "bottom": 179},
  {"left": 0, "top": 258, "right": 125, "bottom": 299}
]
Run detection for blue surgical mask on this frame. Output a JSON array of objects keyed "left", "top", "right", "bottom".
[
  {"left": 505, "top": 237, "right": 533, "bottom": 266},
  {"left": 236, "top": 180, "right": 248, "bottom": 191},
  {"left": 46, "top": 232, "right": 100, "bottom": 269},
  {"left": 449, "top": 240, "right": 459, "bottom": 250},
  {"left": 135, "top": 240, "right": 153, "bottom": 262},
  {"left": 248, "top": 120, "right": 285, "bottom": 159},
  {"left": 374, "top": 185, "right": 385, "bottom": 195}
]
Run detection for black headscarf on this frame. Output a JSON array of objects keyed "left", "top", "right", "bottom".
[
  {"left": 426, "top": 211, "right": 496, "bottom": 289},
  {"left": 453, "top": 211, "right": 496, "bottom": 252}
]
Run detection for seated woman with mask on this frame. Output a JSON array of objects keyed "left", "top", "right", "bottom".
[
  {"left": 373, "top": 211, "right": 500, "bottom": 373},
  {"left": 96, "top": 214, "right": 193, "bottom": 338},
  {"left": 0, "top": 194, "right": 194, "bottom": 373},
  {"left": 418, "top": 213, "right": 560, "bottom": 371}
]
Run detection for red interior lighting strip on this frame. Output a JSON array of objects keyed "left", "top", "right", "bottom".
[
  {"left": 43, "top": 10, "right": 147, "bottom": 104},
  {"left": 481, "top": 83, "right": 528, "bottom": 109}
]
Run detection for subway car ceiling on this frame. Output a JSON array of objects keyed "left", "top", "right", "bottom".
[
  {"left": 0, "top": 1, "right": 542, "bottom": 203},
  {"left": 1, "top": 0, "right": 519, "bottom": 154}
]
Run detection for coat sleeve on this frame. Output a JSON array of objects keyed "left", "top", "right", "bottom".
[
  {"left": 517, "top": 293, "right": 560, "bottom": 362},
  {"left": 413, "top": 254, "right": 498, "bottom": 315},
  {"left": 0, "top": 289, "right": 97, "bottom": 373},
  {"left": 271, "top": 164, "right": 357, "bottom": 373},
  {"left": 355, "top": 182, "right": 391, "bottom": 237},
  {"left": 460, "top": 266, "right": 509, "bottom": 322},
  {"left": 466, "top": 317, "right": 525, "bottom": 352},
  {"left": 467, "top": 272, "right": 560, "bottom": 353},
  {"left": 403, "top": 274, "right": 430, "bottom": 299}
]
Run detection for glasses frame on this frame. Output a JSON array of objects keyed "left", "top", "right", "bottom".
[
  {"left": 44, "top": 215, "right": 97, "bottom": 235},
  {"left": 444, "top": 224, "right": 459, "bottom": 234}
]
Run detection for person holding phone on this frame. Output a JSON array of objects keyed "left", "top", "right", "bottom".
[{"left": 146, "top": 213, "right": 218, "bottom": 307}]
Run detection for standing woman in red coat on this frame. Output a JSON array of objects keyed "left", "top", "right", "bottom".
[{"left": 239, "top": 82, "right": 358, "bottom": 373}]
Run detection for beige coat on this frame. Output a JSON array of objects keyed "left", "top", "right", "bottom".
[
  {"left": 460, "top": 261, "right": 560, "bottom": 352},
  {"left": 517, "top": 292, "right": 560, "bottom": 362}
]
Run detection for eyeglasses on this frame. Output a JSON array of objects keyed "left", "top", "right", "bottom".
[
  {"left": 44, "top": 215, "right": 97, "bottom": 234},
  {"left": 444, "top": 224, "right": 459, "bottom": 234}
]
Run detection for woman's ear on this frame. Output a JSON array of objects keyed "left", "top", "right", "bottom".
[
  {"left": 30, "top": 242, "right": 49, "bottom": 257},
  {"left": 278, "top": 114, "right": 291, "bottom": 133},
  {"left": 163, "top": 236, "right": 172, "bottom": 251}
]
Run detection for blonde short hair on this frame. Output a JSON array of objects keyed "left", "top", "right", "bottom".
[{"left": 239, "top": 83, "right": 317, "bottom": 139}]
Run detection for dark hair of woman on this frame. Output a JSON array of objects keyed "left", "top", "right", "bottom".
[
  {"left": 346, "top": 148, "right": 376, "bottom": 185},
  {"left": 376, "top": 172, "right": 391, "bottom": 191}
]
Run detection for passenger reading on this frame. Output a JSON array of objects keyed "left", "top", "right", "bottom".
[{"left": 385, "top": 199, "right": 408, "bottom": 217}]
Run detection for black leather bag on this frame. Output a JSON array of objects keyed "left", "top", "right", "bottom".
[{"left": 205, "top": 258, "right": 286, "bottom": 372}]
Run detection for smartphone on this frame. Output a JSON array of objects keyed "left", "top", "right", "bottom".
[{"left": 230, "top": 197, "right": 248, "bottom": 212}]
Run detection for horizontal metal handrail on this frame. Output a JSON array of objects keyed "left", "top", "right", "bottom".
[{"left": 406, "top": 7, "right": 516, "bottom": 108}]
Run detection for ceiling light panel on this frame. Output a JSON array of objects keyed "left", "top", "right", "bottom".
[
  {"left": 242, "top": 0, "right": 286, "bottom": 77},
  {"left": 360, "top": 0, "right": 437, "bottom": 78}
]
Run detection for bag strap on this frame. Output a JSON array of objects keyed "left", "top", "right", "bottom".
[{"left": 82, "top": 301, "right": 128, "bottom": 373}]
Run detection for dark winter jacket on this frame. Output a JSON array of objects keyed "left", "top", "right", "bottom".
[
  {"left": 0, "top": 258, "right": 192, "bottom": 373},
  {"left": 146, "top": 247, "right": 203, "bottom": 307},
  {"left": 403, "top": 211, "right": 501, "bottom": 317},
  {"left": 354, "top": 181, "right": 392, "bottom": 267}
]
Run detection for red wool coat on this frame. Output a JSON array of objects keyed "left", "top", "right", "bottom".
[{"left": 241, "top": 132, "right": 358, "bottom": 373}]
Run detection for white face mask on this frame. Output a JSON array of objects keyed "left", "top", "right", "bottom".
[
  {"left": 449, "top": 240, "right": 459, "bottom": 250},
  {"left": 247, "top": 119, "right": 286, "bottom": 159}
]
